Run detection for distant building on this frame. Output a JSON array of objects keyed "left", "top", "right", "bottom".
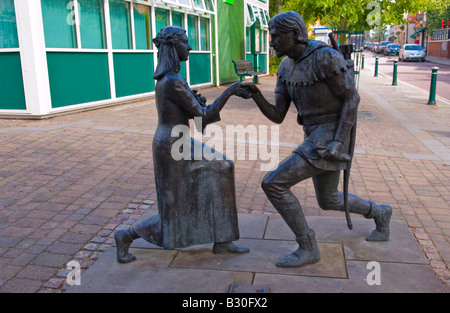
[
  {"left": 313, "top": 26, "right": 329, "bottom": 44},
  {"left": 428, "top": 28, "right": 449, "bottom": 59}
]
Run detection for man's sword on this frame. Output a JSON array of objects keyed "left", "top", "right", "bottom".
[
  {"left": 328, "top": 32, "right": 354, "bottom": 230},
  {"left": 343, "top": 124, "right": 356, "bottom": 230}
]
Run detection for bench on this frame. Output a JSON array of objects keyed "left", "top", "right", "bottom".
[{"left": 232, "top": 60, "right": 265, "bottom": 82}]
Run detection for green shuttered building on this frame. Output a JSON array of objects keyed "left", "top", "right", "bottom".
[{"left": 0, "top": 0, "right": 269, "bottom": 118}]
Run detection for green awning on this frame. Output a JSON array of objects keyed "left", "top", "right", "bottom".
[{"left": 410, "top": 27, "right": 427, "bottom": 38}]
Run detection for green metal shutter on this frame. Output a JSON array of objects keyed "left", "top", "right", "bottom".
[
  {"left": 189, "top": 53, "right": 211, "bottom": 85},
  {"left": 113, "top": 52, "right": 155, "bottom": 97},
  {"left": 0, "top": 52, "right": 26, "bottom": 110},
  {"left": 47, "top": 52, "right": 110, "bottom": 108}
]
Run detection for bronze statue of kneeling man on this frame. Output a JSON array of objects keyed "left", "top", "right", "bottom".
[{"left": 238, "top": 11, "right": 392, "bottom": 268}]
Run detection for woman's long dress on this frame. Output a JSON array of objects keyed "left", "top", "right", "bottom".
[{"left": 131, "top": 72, "right": 240, "bottom": 249}]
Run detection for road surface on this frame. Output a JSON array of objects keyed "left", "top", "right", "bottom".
[{"left": 362, "top": 50, "right": 450, "bottom": 101}]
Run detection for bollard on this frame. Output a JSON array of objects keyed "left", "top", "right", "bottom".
[
  {"left": 253, "top": 54, "right": 260, "bottom": 84},
  {"left": 392, "top": 60, "right": 398, "bottom": 86},
  {"left": 427, "top": 67, "right": 439, "bottom": 105},
  {"left": 362, "top": 54, "right": 365, "bottom": 69},
  {"left": 374, "top": 57, "right": 379, "bottom": 77}
]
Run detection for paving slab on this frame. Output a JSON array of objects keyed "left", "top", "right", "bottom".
[
  {"left": 170, "top": 240, "right": 347, "bottom": 279},
  {"left": 253, "top": 261, "right": 443, "bottom": 293},
  {"left": 66, "top": 213, "right": 445, "bottom": 293},
  {"left": 265, "top": 215, "right": 429, "bottom": 264}
]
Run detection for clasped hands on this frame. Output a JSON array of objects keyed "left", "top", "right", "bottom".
[{"left": 231, "top": 82, "right": 259, "bottom": 100}]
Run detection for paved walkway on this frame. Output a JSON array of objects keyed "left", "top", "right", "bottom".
[
  {"left": 426, "top": 56, "right": 450, "bottom": 67},
  {"left": 0, "top": 67, "right": 449, "bottom": 293}
]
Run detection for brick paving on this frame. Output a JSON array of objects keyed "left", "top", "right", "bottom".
[{"left": 0, "top": 67, "right": 450, "bottom": 292}]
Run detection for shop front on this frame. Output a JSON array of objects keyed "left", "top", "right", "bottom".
[{"left": 0, "top": 0, "right": 268, "bottom": 118}]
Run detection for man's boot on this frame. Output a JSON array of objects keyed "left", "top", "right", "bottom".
[
  {"left": 114, "top": 229, "right": 137, "bottom": 264},
  {"left": 276, "top": 229, "right": 321, "bottom": 268},
  {"left": 364, "top": 203, "right": 392, "bottom": 241}
]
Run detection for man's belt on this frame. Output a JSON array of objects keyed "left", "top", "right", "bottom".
[{"left": 298, "top": 113, "right": 340, "bottom": 126}]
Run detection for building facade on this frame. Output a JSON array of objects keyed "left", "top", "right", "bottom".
[
  {"left": 428, "top": 28, "right": 450, "bottom": 59},
  {"left": 0, "top": 0, "right": 269, "bottom": 118}
]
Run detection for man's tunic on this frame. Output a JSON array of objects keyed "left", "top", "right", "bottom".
[{"left": 275, "top": 40, "right": 358, "bottom": 171}]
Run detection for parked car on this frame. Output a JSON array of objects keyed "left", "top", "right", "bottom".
[
  {"left": 399, "top": 44, "right": 426, "bottom": 62},
  {"left": 385, "top": 44, "right": 400, "bottom": 56},
  {"left": 376, "top": 41, "right": 391, "bottom": 54},
  {"left": 365, "top": 42, "right": 374, "bottom": 50},
  {"left": 371, "top": 43, "right": 379, "bottom": 52}
]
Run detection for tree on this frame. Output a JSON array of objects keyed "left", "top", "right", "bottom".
[
  {"left": 278, "top": 0, "right": 432, "bottom": 31},
  {"left": 426, "top": 0, "right": 450, "bottom": 33},
  {"left": 269, "top": 0, "right": 286, "bottom": 17}
]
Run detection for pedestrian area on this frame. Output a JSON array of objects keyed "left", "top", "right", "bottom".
[{"left": 0, "top": 68, "right": 449, "bottom": 293}]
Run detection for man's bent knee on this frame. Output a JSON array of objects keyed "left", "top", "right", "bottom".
[
  {"left": 261, "top": 173, "right": 287, "bottom": 197},
  {"left": 316, "top": 192, "right": 342, "bottom": 211}
]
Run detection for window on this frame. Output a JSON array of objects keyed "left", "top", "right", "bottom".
[
  {"left": 134, "top": 4, "right": 152, "bottom": 50},
  {"left": 154, "top": 8, "right": 169, "bottom": 35},
  {"left": 187, "top": 15, "right": 198, "bottom": 51},
  {"left": 192, "top": 0, "right": 205, "bottom": 11},
  {"left": 245, "top": 27, "right": 250, "bottom": 53},
  {"left": 159, "top": 0, "right": 214, "bottom": 12},
  {"left": 405, "top": 45, "right": 423, "bottom": 51},
  {"left": 78, "top": 0, "right": 106, "bottom": 49},
  {"left": 260, "top": 8, "right": 268, "bottom": 26},
  {"left": 0, "top": 0, "right": 19, "bottom": 48},
  {"left": 161, "top": 0, "right": 191, "bottom": 9},
  {"left": 259, "top": 8, "right": 266, "bottom": 25},
  {"left": 262, "top": 30, "right": 267, "bottom": 52},
  {"left": 41, "top": 0, "right": 77, "bottom": 48},
  {"left": 246, "top": 4, "right": 255, "bottom": 25},
  {"left": 252, "top": 6, "right": 261, "bottom": 24},
  {"left": 109, "top": 0, "right": 131, "bottom": 49},
  {"left": 172, "top": 11, "right": 184, "bottom": 28},
  {"left": 264, "top": 10, "right": 270, "bottom": 25},
  {"left": 199, "top": 17, "right": 209, "bottom": 51},
  {"left": 203, "top": 0, "right": 215, "bottom": 13}
]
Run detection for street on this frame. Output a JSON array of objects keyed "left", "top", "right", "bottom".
[{"left": 363, "top": 50, "right": 450, "bottom": 101}]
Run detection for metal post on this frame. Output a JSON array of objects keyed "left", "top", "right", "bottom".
[
  {"left": 392, "top": 60, "right": 398, "bottom": 86},
  {"left": 374, "top": 57, "right": 379, "bottom": 77},
  {"left": 253, "top": 54, "right": 259, "bottom": 84},
  {"left": 362, "top": 54, "right": 365, "bottom": 69},
  {"left": 427, "top": 67, "right": 439, "bottom": 105}
]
